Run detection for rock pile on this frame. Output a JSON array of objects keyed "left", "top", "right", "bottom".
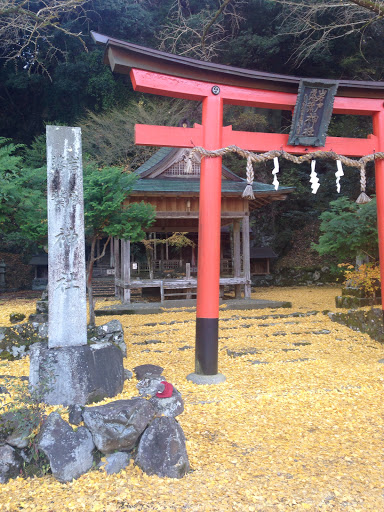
[{"left": 0, "top": 365, "right": 189, "bottom": 483}]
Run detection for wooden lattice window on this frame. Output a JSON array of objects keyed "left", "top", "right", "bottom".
[{"left": 163, "top": 161, "right": 200, "bottom": 177}]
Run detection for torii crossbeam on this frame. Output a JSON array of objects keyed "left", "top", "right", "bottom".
[{"left": 92, "top": 32, "right": 384, "bottom": 382}]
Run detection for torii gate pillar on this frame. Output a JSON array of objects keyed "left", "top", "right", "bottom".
[
  {"left": 194, "top": 94, "right": 223, "bottom": 379},
  {"left": 126, "top": 66, "right": 384, "bottom": 383}
]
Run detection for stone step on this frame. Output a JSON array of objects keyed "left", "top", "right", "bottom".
[{"left": 92, "top": 279, "right": 115, "bottom": 297}]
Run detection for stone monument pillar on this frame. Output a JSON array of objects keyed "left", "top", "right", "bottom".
[
  {"left": 47, "top": 126, "right": 87, "bottom": 348},
  {"left": 29, "top": 126, "right": 124, "bottom": 406}
]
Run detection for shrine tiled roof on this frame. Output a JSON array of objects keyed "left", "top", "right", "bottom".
[
  {"left": 134, "top": 147, "right": 243, "bottom": 181},
  {"left": 131, "top": 177, "right": 293, "bottom": 195},
  {"left": 131, "top": 147, "right": 293, "bottom": 196},
  {"left": 134, "top": 147, "right": 175, "bottom": 176}
]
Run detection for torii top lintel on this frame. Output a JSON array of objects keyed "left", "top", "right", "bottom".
[{"left": 91, "top": 31, "right": 384, "bottom": 158}]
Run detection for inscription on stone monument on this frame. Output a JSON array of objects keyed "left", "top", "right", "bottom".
[{"left": 47, "top": 126, "right": 87, "bottom": 348}]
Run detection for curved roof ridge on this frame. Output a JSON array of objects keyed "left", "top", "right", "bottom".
[{"left": 91, "top": 31, "right": 384, "bottom": 97}]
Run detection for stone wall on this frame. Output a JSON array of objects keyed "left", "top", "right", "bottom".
[
  {"left": 252, "top": 266, "right": 339, "bottom": 287},
  {"left": 329, "top": 308, "right": 384, "bottom": 343}
]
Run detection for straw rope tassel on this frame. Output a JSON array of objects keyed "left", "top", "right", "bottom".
[
  {"left": 356, "top": 164, "right": 371, "bottom": 204},
  {"left": 242, "top": 156, "right": 255, "bottom": 199}
]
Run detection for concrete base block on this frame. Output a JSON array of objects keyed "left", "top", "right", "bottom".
[
  {"left": 186, "top": 373, "right": 226, "bottom": 385},
  {"left": 29, "top": 341, "right": 124, "bottom": 406}
]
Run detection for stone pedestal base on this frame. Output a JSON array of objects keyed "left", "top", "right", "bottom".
[
  {"left": 186, "top": 373, "right": 226, "bottom": 385},
  {"left": 29, "top": 342, "right": 124, "bottom": 406}
]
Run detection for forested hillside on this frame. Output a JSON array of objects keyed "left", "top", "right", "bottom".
[{"left": 1, "top": 0, "right": 382, "bottom": 280}]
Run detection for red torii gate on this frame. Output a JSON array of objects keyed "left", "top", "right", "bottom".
[{"left": 92, "top": 32, "right": 384, "bottom": 383}]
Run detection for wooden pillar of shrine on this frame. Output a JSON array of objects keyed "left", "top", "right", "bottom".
[
  {"left": 114, "top": 238, "right": 121, "bottom": 298},
  {"left": 242, "top": 215, "right": 251, "bottom": 298},
  {"left": 121, "top": 239, "right": 131, "bottom": 303},
  {"left": 110, "top": 237, "right": 115, "bottom": 268},
  {"left": 233, "top": 220, "right": 242, "bottom": 299}
]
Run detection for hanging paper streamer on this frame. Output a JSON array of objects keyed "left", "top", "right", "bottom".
[
  {"left": 310, "top": 160, "right": 320, "bottom": 194},
  {"left": 272, "top": 157, "right": 279, "bottom": 190},
  {"left": 335, "top": 160, "right": 344, "bottom": 193},
  {"left": 184, "top": 152, "right": 193, "bottom": 174}
]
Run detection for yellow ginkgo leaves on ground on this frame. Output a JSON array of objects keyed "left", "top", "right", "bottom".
[{"left": 0, "top": 286, "right": 383, "bottom": 511}]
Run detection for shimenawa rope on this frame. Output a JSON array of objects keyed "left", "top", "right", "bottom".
[{"left": 185, "top": 145, "right": 384, "bottom": 204}]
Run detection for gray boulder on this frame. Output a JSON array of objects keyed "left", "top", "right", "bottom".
[
  {"left": 0, "top": 323, "right": 47, "bottom": 361},
  {"left": 0, "top": 409, "right": 35, "bottom": 449},
  {"left": 136, "top": 417, "right": 190, "bottom": 478},
  {"left": 37, "top": 412, "right": 95, "bottom": 483},
  {"left": 124, "top": 369, "right": 133, "bottom": 381},
  {"left": 28, "top": 313, "right": 48, "bottom": 323},
  {"left": 88, "top": 320, "right": 127, "bottom": 357},
  {"left": 0, "top": 444, "right": 23, "bottom": 483},
  {"left": 149, "top": 387, "right": 184, "bottom": 418},
  {"left": 29, "top": 341, "right": 124, "bottom": 406},
  {"left": 6, "top": 429, "right": 29, "bottom": 450},
  {"left": 36, "top": 300, "right": 48, "bottom": 314},
  {"left": 133, "top": 364, "right": 163, "bottom": 380},
  {"left": 10, "top": 345, "right": 27, "bottom": 359},
  {"left": 68, "top": 404, "right": 84, "bottom": 426},
  {"left": 103, "top": 452, "right": 131, "bottom": 475},
  {"left": 83, "top": 398, "right": 155, "bottom": 454},
  {"left": 36, "top": 323, "right": 48, "bottom": 338},
  {"left": 137, "top": 377, "right": 165, "bottom": 398}
]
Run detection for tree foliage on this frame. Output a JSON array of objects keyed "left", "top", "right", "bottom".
[
  {"left": 0, "top": 138, "right": 47, "bottom": 253},
  {"left": 83, "top": 161, "right": 155, "bottom": 324},
  {"left": 0, "top": 137, "right": 156, "bottom": 268},
  {"left": 313, "top": 196, "right": 378, "bottom": 262},
  {"left": 80, "top": 96, "right": 200, "bottom": 168},
  {"left": 83, "top": 162, "right": 155, "bottom": 243}
]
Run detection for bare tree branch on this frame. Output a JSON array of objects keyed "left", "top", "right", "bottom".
[
  {"left": 269, "top": 0, "right": 384, "bottom": 66},
  {"left": 0, "top": 0, "right": 90, "bottom": 74},
  {"left": 159, "top": 0, "right": 245, "bottom": 61}
]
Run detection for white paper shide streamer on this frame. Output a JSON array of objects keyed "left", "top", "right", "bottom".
[
  {"left": 310, "top": 160, "right": 320, "bottom": 194},
  {"left": 272, "top": 157, "right": 279, "bottom": 190},
  {"left": 335, "top": 159, "right": 344, "bottom": 193}
]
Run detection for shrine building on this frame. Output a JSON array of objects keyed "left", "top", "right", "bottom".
[{"left": 102, "top": 146, "right": 292, "bottom": 302}]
